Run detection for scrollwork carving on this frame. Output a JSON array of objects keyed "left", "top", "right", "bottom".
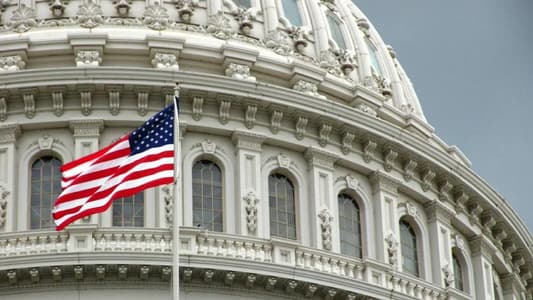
[
  {"left": 75, "top": 50, "right": 101, "bottom": 67},
  {"left": 151, "top": 53, "right": 179, "bottom": 71},
  {"left": 0, "top": 185, "right": 9, "bottom": 229},
  {"left": 143, "top": 2, "right": 169, "bottom": 31},
  {"left": 76, "top": 0, "right": 103, "bottom": 28},
  {"left": 9, "top": 4, "right": 36, "bottom": 33},
  {"left": 207, "top": 12, "right": 235, "bottom": 40},
  {"left": 243, "top": 191, "right": 259, "bottom": 234},
  {"left": 264, "top": 30, "right": 292, "bottom": 56}
]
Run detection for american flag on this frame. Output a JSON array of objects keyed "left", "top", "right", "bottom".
[{"left": 53, "top": 102, "right": 176, "bottom": 231}]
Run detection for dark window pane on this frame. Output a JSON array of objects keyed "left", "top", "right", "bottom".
[
  {"left": 234, "top": 0, "right": 251, "bottom": 8},
  {"left": 453, "top": 253, "right": 464, "bottom": 291},
  {"left": 192, "top": 160, "right": 223, "bottom": 232},
  {"left": 400, "top": 220, "right": 419, "bottom": 276},
  {"left": 269, "top": 174, "right": 296, "bottom": 240},
  {"left": 112, "top": 192, "right": 144, "bottom": 227},
  {"left": 338, "top": 193, "right": 362, "bottom": 258},
  {"left": 30, "top": 156, "right": 62, "bottom": 229},
  {"left": 282, "top": 0, "right": 302, "bottom": 26}
]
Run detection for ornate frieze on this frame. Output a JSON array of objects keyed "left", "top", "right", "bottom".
[
  {"left": 244, "top": 104, "right": 257, "bottom": 129},
  {"left": 143, "top": 2, "right": 169, "bottom": 31},
  {"left": 76, "top": 0, "right": 103, "bottom": 28},
  {"left": 191, "top": 96, "right": 204, "bottom": 121},
  {"left": 75, "top": 50, "right": 102, "bottom": 67},
  {"left": 318, "top": 123, "right": 332, "bottom": 147},
  {"left": 0, "top": 97, "right": 6, "bottom": 122},
  {"left": 9, "top": 4, "right": 37, "bottom": 33},
  {"left": 295, "top": 116, "right": 308, "bottom": 140},
  {"left": 23, "top": 93, "right": 35, "bottom": 119},
  {"left": 207, "top": 12, "right": 234, "bottom": 40},
  {"left": 137, "top": 92, "right": 149, "bottom": 116},
  {"left": 151, "top": 53, "right": 179, "bottom": 71},
  {"left": 341, "top": 131, "right": 355, "bottom": 155},
  {"left": 243, "top": 191, "right": 259, "bottom": 234},
  {"left": 219, "top": 100, "right": 231, "bottom": 124},
  {"left": 292, "top": 80, "right": 324, "bottom": 99},
  {"left": 318, "top": 208, "right": 333, "bottom": 250},
  {"left": 225, "top": 63, "right": 255, "bottom": 82},
  {"left": 0, "top": 55, "right": 26, "bottom": 72},
  {"left": 264, "top": 30, "right": 292, "bottom": 56}
]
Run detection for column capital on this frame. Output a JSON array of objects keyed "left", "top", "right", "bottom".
[
  {"left": 424, "top": 200, "right": 454, "bottom": 225},
  {"left": 231, "top": 130, "right": 266, "bottom": 152},
  {"left": 0, "top": 123, "right": 21, "bottom": 144},
  {"left": 69, "top": 119, "right": 104, "bottom": 137},
  {"left": 370, "top": 170, "right": 400, "bottom": 195},
  {"left": 469, "top": 234, "right": 496, "bottom": 262},
  {"left": 304, "top": 146, "right": 338, "bottom": 171}
]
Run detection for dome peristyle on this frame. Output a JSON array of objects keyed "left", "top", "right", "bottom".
[{"left": 0, "top": 0, "right": 531, "bottom": 299}]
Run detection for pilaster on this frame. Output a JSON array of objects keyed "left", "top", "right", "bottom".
[
  {"left": 424, "top": 201, "right": 454, "bottom": 288},
  {"left": 232, "top": 130, "right": 265, "bottom": 237},
  {"left": 0, "top": 124, "right": 21, "bottom": 233},
  {"left": 304, "top": 147, "right": 338, "bottom": 250},
  {"left": 69, "top": 119, "right": 104, "bottom": 225},
  {"left": 470, "top": 234, "right": 496, "bottom": 300},
  {"left": 369, "top": 170, "right": 400, "bottom": 263}
]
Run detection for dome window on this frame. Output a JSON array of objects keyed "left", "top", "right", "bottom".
[
  {"left": 268, "top": 173, "right": 297, "bottom": 240},
  {"left": 452, "top": 251, "right": 465, "bottom": 291},
  {"left": 233, "top": 0, "right": 251, "bottom": 9},
  {"left": 281, "top": 0, "right": 303, "bottom": 27},
  {"left": 192, "top": 160, "right": 224, "bottom": 232},
  {"left": 112, "top": 193, "right": 145, "bottom": 227},
  {"left": 365, "top": 38, "right": 383, "bottom": 76},
  {"left": 30, "top": 156, "right": 62, "bottom": 229},
  {"left": 338, "top": 193, "right": 362, "bottom": 258},
  {"left": 327, "top": 14, "right": 347, "bottom": 49},
  {"left": 400, "top": 219, "right": 419, "bottom": 277}
]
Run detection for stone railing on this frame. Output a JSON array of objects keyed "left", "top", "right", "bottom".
[{"left": 0, "top": 226, "right": 451, "bottom": 299}]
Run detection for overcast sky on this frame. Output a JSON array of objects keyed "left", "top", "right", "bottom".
[{"left": 353, "top": 0, "right": 533, "bottom": 232}]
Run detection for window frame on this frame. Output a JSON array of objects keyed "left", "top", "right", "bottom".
[
  {"left": 325, "top": 13, "right": 348, "bottom": 50},
  {"left": 276, "top": 0, "right": 309, "bottom": 28},
  {"left": 29, "top": 155, "right": 63, "bottom": 230},
  {"left": 399, "top": 218, "right": 420, "bottom": 277},
  {"left": 268, "top": 172, "right": 298, "bottom": 241},
  {"left": 337, "top": 191, "right": 362, "bottom": 258},
  {"left": 112, "top": 192, "right": 146, "bottom": 227},
  {"left": 192, "top": 159, "right": 225, "bottom": 232}
]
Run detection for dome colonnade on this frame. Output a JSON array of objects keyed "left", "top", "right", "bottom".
[{"left": 0, "top": 0, "right": 531, "bottom": 299}]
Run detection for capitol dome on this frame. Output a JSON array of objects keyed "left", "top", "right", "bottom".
[{"left": 0, "top": 0, "right": 531, "bottom": 299}]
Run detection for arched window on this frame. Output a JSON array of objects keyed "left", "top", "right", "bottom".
[
  {"left": 452, "top": 251, "right": 464, "bottom": 291},
  {"left": 281, "top": 0, "right": 303, "bottom": 26},
  {"left": 365, "top": 38, "right": 383, "bottom": 76},
  {"left": 192, "top": 160, "right": 223, "bottom": 232},
  {"left": 30, "top": 156, "right": 62, "bottom": 229},
  {"left": 269, "top": 173, "right": 296, "bottom": 240},
  {"left": 234, "top": 0, "right": 251, "bottom": 8},
  {"left": 400, "top": 219, "right": 419, "bottom": 276},
  {"left": 327, "top": 14, "right": 347, "bottom": 49},
  {"left": 338, "top": 193, "right": 361, "bottom": 257},
  {"left": 112, "top": 193, "right": 144, "bottom": 227}
]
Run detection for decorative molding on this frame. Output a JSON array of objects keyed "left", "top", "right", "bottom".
[
  {"left": 76, "top": 0, "right": 103, "bottom": 28},
  {"left": 38, "top": 134, "right": 54, "bottom": 150},
  {"left": 454, "top": 191, "right": 469, "bottom": 214},
  {"left": 467, "top": 201, "right": 483, "bottom": 226},
  {"left": 225, "top": 63, "right": 255, "bottom": 82},
  {"left": 318, "top": 208, "right": 333, "bottom": 250},
  {"left": 385, "top": 233, "right": 398, "bottom": 267},
  {"left": 219, "top": 100, "right": 231, "bottom": 124},
  {"left": 295, "top": 116, "right": 308, "bottom": 140},
  {"left": 244, "top": 104, "right": 257, "bottom": 129},
  {"left": 0, "top": 97, "right": 6, "bottom": 122},
  {"left": 243, "top": 190, "right": 259, "bottom": 235},
  {"left": 345, "top": 175, "right": 359, "bottom": 191},
  {"left": 304, "top": 147, "right": 337, "bottom": 170},
  {"left": 80, "top": 91, "right": 92, "bottom": 116},
  {"left": 23, "top": 93, "right": 35, "bottom": 119},
  {"left": 438, "top": 180, "right": 453, "bottom": 202},
  {"left": 362, "top": 140, "right": 377, "bottom": 163},
  {"left": 201, "top": 140, "right": 216, "bottom": 154},
  {"left": 269, "top": 109, "right": 283, "bottom": 134},
  {"left": 108, "top": 90, "right": 120, "bottom": 115},
  {"left": 319, "top": 49, "right": 341, "bottom": 76},
  {"left": 292, "top": 80, "right": 324, "bottom": 99},
  {"left": 480, "top": 212, "right": 496, "bottom": 235},
  {"left": 337, "top": 49, "right": 358, "bottom": 76},
  {"left": 175, "top": 0, "right": 197, "bottom": 23},
  {"left": 207, "top": 12, "right": 235, "bottom": 40},
  {"left": 0, "top": 185, "right": 9, "bottom": 229},
  {"left": 143, "top": 2, "right": 169, "bottom": 31},
  {"left": 370, "top": 171, "right": 399, "bottom": 195},
  {"left": 232, "top": 7, "right": 255, "bottom": 35},
  {"left": 0, "top": 123, "right": 21, "bottom": 143},
  {"left": 9, "top": 4, "right": 37, "bottom": 33},
  {"left": 192, "top": 97, "right": 204, "bottom": 121},
  {"left": 404, "top": 202, "right": 418, "bottom": 218},
  {"left": 51, "top": 91, "right": 64, "bottom": 116},
  {"left": 161, "top": 185, "right": 173, "bottom": 224},
  {"left": 383, "top": 149, "right": 398, "bottom": 172},
  {"left": 69, "top": 119, "right": 104, "bottom": 137},
  {"left": 151, "top": 53, "right": 179, "bottom": 71},
  {"left": 137, "top": 92, "right": 149, "bottom": 116},
  {"left": 403, "top": 159, "right": 417, "bottom": 181},
  {"left": 356, "top": 104, "right": 377, "bottom": 117},
  {"left": 264, "top": 30, "right": 292, "bottom": 56},
  {"left": 75, "top": 50, "right": 102, "bottom": 67},
  {"left": 318, "top": 123, "right": 332, "bottom": 147},
  {"left": 287, "top": 26, "right": 309, "bottom": 53},
  {"left": 0, "top": 55, "right": 26, "bottom": 72},
  {"left": 442, "top": 264, "right": 454, "bottom": 287},
  {"left": 113, "top": 0, "right": 132, "bottom": 17},
  {"left": 341, "top": 131, "right": 354, "bottom": 155}
]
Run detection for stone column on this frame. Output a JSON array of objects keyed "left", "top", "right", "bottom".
[
  {"left": 69, "top": 120, "right": 104, "bottom": 225},
  {"left": 232, "top": 131, "right": 265, "bottom": 237},
  {"left": 307, "top": 0, "right": 329, "bottom": 52},
  {"left": 470, "top": 235, "right": 497, "bottom": 300},
  {"left": 304, "top": 147, "right": 338, "bottom": 250},
  {"left": 369, "top": 171, "right": 400, "bottom": 263},
  {"left": 425, "top": 201, "right": 454, "bottom": 287},
  {"left": 0, "top": 124, "right": 21, "bottom": 233}
]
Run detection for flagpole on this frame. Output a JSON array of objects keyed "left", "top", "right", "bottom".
[{"left": 172, "top": 83, "right": 181, "bottom": 300}]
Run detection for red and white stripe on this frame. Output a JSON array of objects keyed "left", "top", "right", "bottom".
[{"left": 53, "top": 135, "right": 174, "bottom": 231}]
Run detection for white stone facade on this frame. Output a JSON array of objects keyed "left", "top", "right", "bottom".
[{"left": 0, "top": 0, "right": 531, "bottom": 299}]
